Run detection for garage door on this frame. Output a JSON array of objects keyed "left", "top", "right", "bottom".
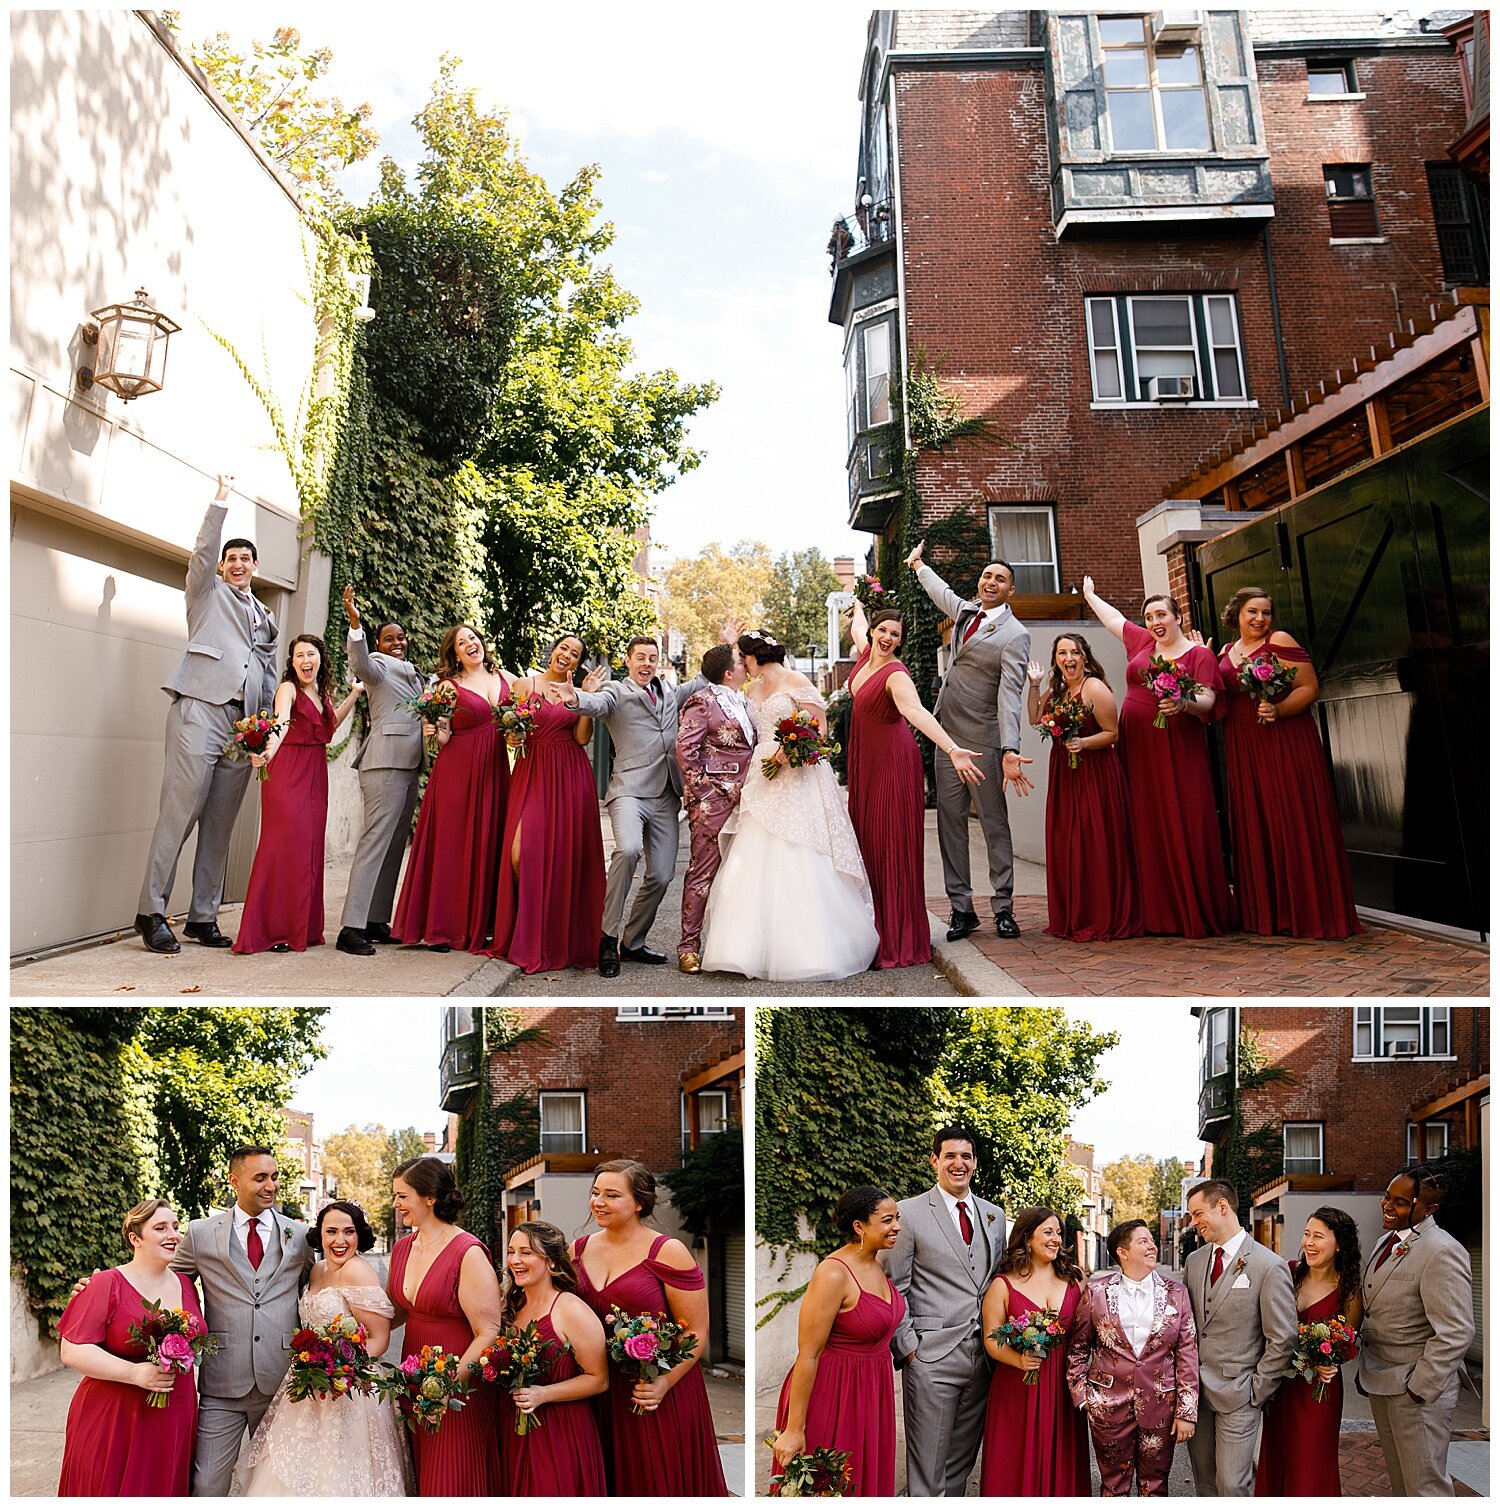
[{"left": 723, "top": 1233, "right": 745, "bottom": 1363}]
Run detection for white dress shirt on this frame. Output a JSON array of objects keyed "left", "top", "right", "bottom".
[
  {"left": 1212, "top": 1226, "right": 1248, "bottom": 1278},
  {"left": 1118, "top": 1270, "right": 1156, "bottom": 1355},
  {"left": 233, "top": 1205, "right": 273, "bottom": 1258},
  {"left": 937, "top": 1185, "right": 976, "bottom": 1244},
  {"left": 710, "top": 684, "right": 755, "bottom": 745}
]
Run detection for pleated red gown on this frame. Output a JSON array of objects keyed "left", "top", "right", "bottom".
[
  {"left": 1117, "top": 621, "right": 1235, "bottom": 937},
  {"left": 233, "top": 690, "right": 334, "bottom": 953},
  {"left": 1255, "top": 1277, "right": 1345, "bottom": 1495},
  {"left": 776, "top": 1256, "right": 905, "bottom": 1498},
  {"left": 1219, "top": 645, "right": 1362, "bottom": 939},
  {"left": 1042, "top": 702, "right": 1143, "bottom": 941},
  {"left": 387, "top": 1232, "right": 500, "bottom": 1496},
  {"left": 574, "top": 1233, "right": 729, "bottom": 1497},
  {"left": 488, "top": 698, "right": 606, "bottom": 970},
  {"left": 846, "top": 651, "right": 931, "bottom": 969},
  {"left": 393, "top": 681, "right": 509, "bottom": 952}
]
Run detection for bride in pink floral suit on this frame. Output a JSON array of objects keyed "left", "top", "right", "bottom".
[{"left": 1067, "top": 1219, "right": 1199, "bottom": 1496}]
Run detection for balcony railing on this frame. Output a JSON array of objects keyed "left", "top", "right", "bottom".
[
  {"left": 1197, "top": 1073, "right": 1232, "bottom": 1140},
  {"left": 828, "top": 203, "right": 895, "bottom": 270},
  {"left": 440, "top": 1030, "right": 482, "bottom": 1113}
]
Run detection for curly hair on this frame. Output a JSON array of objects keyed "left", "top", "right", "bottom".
[
  {"left": 308, "top": 1199, "right": 377, "bottom": 1255},
  {"left": 1045, "top": 631, "right": 1111, "bottom": 707},
  {"left": 436, "top": 624, "right": 498, "bottom": 681},
  {"left": 501, "top": 1221, "right": 582, "bottom": 1328},
  {"left": 999, "top": 1206, "right": 1084, "bottom": 1284},
  {"left": 281, "top": 634, "right": 332, "bottom": 703},
  {"left": 833, "top": 1185, "right": 892, "bottom": 1238},
  {"left": 737, "top": 630, "right": 787, "bottom": 666},
  {"left": 1292, "top": 1205, "right": 1363, "bottom": 1314}
]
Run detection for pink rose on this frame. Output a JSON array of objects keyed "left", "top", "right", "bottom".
[
  {"left": 157, "top": 1333, "right": 194, "bottom": 1365},
  {"left": 1320, "top": 1342, "right": 1333, "bottom": 1353},
  {"left": 400, "top": 1354, "right": 422, "bottom": 1376},
  {"left": 623, "top": 1332, "right": 660, "bottom": 1363},
  {"left": 1251, "top": 660, "right": 1276, "bottom": 681},
  {"left": 1154, "top": 673, "right": 1180, "bottom": 696}
]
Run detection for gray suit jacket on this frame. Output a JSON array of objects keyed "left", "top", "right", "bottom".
[
  {"left": 888, "top": 1187, "right": 1005, "bottom": 1367},
  {"left": 916, "top": 564, "right": 1030, "bottom": 750},
  {"left": 1184, "top": 1233, "right": 1298, "bottom": 1412},
  {"left": 173, "top": 1208, "right": 313, "bottom": 1398},
  {"left": 348, "top": 630, "right": 425, "bottom": 772},
  {"left": 162, "top": 503, "right": 279, "bottom": 710},
  {"left": 573, "top": 677, "right": 684, "bottom": 803},
  {"left": 1358, "top": 1216, "right": 1474, "bottom": 1400}
]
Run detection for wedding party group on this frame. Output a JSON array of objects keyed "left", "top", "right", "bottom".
[
  {"left": 771, "top": 1129, "right": 1474, "bottom": 1497},
  {"left": 55, "top": 1149, "right": 729, "bottom": 1498}
]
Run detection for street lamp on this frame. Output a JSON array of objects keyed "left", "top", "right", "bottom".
[
  {"left": 78, "top": 287, "right": 181, "bottom": 401},
  {"left": 804, "top": 643, "right": 820, "bottom": 679}
]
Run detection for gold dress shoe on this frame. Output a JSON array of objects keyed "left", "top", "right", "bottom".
[{"left": 678, "top": 952, "right": 702, "bottom": 974}]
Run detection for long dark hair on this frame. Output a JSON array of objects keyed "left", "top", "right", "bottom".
[
  {"left": 281, "top": 634, "right": 331, "bottom": 702},
  {"left": 1046, "top": 632, "right": 1110, "bottom": 707},
  {"left": 501, "top": 1220, "right": 582, "bottom": 1328},
  {"left": 999, "top": 1205, "right": 1084, "bottom": 1284},
  {"left": 436, "top": 623, "right": 498, "bottom": 681},
  {"left": 1292, "top": 1205, "right": 1362, "bottom": 1315}
]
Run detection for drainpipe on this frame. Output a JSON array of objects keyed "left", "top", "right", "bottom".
[{"left": 1261, "top": 222, "right": 1292, "bottom": 410}]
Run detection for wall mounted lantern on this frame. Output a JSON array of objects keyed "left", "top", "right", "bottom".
[{"left": 78, "top": 288, "right": 181, "bottom": 401}]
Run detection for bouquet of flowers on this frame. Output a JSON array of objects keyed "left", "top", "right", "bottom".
[
  {"left": 1144, "top": 651, "right": 1206, "bottom": 729},
  {"left": 604, "top": 1305, "right": 700, "bottom": 1416},
  {"left": 852, "top": 573, "right": 886, "bottom": 611},
  {"left": 127, "top": 1298, "right": 219, "bottom": 1408},
  {"left": 1289, "top": 1313, "right": 1359, "bottom": 1402},
  {"left": 762, "top": 709, "right": 840, "bottom": 781},
  {"left": 1238, "top": 653, "right": 1299, "bottom": 724},
  {"left": 496, "top": 692, "right": 545, "bottom": 757},
  {"left": 222, "top": 710, "right": 283, "bottom": 782},
  {"left": 472, "top": 1320, "right": 560, "bottom": 1436},
  {"left": 766, "top": 1441, "right": 855, "bottom": 1497},
  {"left": 286, "top": 1313, "right": 381, "bottom": 1403},
  {"left": 385, "top": 1343, "right": 469, "bottom": 1435},
  {"left": 407, "top": 680, "right": 460, "bottom": 755},
  {"left": 1035, "top": 691, "right": 1088, "bottom": 769},
  {"left": 988, "top": 1306, "right": 1067, "bottom": 1387}
]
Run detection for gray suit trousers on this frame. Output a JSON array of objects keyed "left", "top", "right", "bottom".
[
  {"left": 138, "top": 696, "right": 253, "bottom": 920},
  {"left": 1370, "top": 1378, "right": 1460, "bottom": 1495},
  {"left": 602, "top": 793, "right": 681, "bottom": 947},
  {"left": 341, "top": 765, "right": 422, "bottom": 929},
  {"left": 902, "top": 1334, "right": 990, "bottom": 1496},
  {"left": 934, "top": 741, "right": 1014, "bottom": 912},
  {"left": 191, "top": 1385, "right": 279, "bottom": 1496},
  {"left": 1187, "top": 1403, "right": 1261, "bottom": 1496}
]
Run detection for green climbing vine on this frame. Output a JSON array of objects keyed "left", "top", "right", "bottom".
[{"left": 1213, "top": 1027, "right": 1300, "bottom": 1212}]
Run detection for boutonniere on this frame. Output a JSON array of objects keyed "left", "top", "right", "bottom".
[
  {"left": 1392, "top": 1240, "right": 1412, "bottom": 1263},
  {"left": 986, "top": 1211, "right": 996, "bottom": 1226},
  {"left": 282, "top": 1224, "right": 294, "bottom": 1245},
  {"left": 1232, "top": 1256, "right": 1248, "bottom": 1277}
]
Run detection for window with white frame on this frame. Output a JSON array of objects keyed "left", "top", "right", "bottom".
[
  {"left": 1199, "top": 1007, "right": 1231, "bottom": 1088},
  {"left": 1283, "top": 1122, "right": 1324, "bottom": 1174},
  {"left": 1099, "top": 15, "right": 1211, "bottom": 152},
  {"left": 1086, "top": 294, "right": 1246, "bottom": 402},
  {"left": 1407, "top": 1121, "right": 1452, "bottom": 1161},
  {"left": 988, "top": 506, "right": 1060, "bottom": 594},
  {"left": 681, "top": 1090, "right": 730, "bottom": 1146},
  {"left": 1352, "top": 1006, "right": 1453, "bottom": 1059},
  {"left": 539, "top": 1092, "right": 585, "bottom": 1154},
  {"left": 615, "top": 1005, "right": 736, "bottom": 1021}
]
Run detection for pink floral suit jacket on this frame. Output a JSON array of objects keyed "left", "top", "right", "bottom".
[
  {"left": 674, "top": 687, "right": 755, "bottom": 820},
  {"left": 1067, "top": 1269, "right": 1200, "bottom": 1431}
]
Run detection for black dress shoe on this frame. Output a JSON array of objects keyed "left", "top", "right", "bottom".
[
  {"left": 135, "top": 913, "right": 180, "bottom": 954},
  {"left": 337, "top": 927, "right": 376, "bottom": 957},
  {"left": 599, "top": 935, "right": 621, "bottom": 979},
  {"left": 994, "top": 908, "right": 1021, "bottom": 940},
  {"left": 184, "top": 920, "right": 233, "bottom": 948},
  {"left": 269, "top": 943, "right": 292, "bottom": 953},
  {"left": 428, "top": 942, "right": 451, "bottom": 953},
  {"left": 366, "top": 921, "right": 395, "bottom": 945},
  {"left": 946, "top": 909, "right": 981, "bottom": 942},
  {"left": 620, "top": 943, "right": 668, "bottom": 965}
]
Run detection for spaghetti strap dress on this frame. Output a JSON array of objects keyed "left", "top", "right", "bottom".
[{"left": 1254, "top": 1270, "right": 1346, "bottom": 1495}]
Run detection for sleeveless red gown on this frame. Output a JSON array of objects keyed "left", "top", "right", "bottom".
[
  {"left": 498, "top": 1302, "right": 608, "bottom": 1494},
  {"left": 1218, "top": 644, "right": 1362, "bottom": 939},
  {"left": 488, "top": 697, "right": 606, "bottom": 970},
  {"left": 393, "top": 681, "right": 510, "bottom": 951},
  {"left": 846, "top": 650, "right": 931, "bottom": 968},
  {"left": 775, "top": 1255, "right": 905, "bottom": 1497},
  {"left": 980, "top": 1279, "right": 1090, "bottom": 1495},
  {"left": 1117, "top": 621, "right": 1235, "bottom": 936},
  {"left": 573, "top": 1232, "right": 729, "bottom": 1496},
  {"left": 387, "top": 1231, "right": 501, "bottom": 1496},
  {"left": 57, "top": 1268, "right": 202, "bottom": 1495},
  {"left": 233, "top": 689, "right": 334, "bottom": 953},
  {"left": 1040, "top": 699, "right": 1143, "bottom": 941},
  {"left": 1255, "top": 1274, "right": 1345, "bottom": 1495}
]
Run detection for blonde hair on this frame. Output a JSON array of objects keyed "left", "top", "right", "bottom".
[{"left": 122, "top": 1199, "right": 174, "bottom": 1249}]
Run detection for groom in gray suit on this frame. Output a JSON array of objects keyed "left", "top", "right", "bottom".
[
  {"left": 905, "top": 540, "right": 1033, "bottom": 942},
  {"left": 888, "top": 1126, "right": 1005, "bottom": 1495},
  {"left": 1183, "top": 1178, "right": 1298, "bottom": 1496},
  {"left": 135, "top": 473, "right": 280, "bottom": 953},
  {"left": 552, "top": 636, "right": 683, "bottom": 977},
  {"left": 172, "top": 1145, "right": 313, "bottom": 1496}
]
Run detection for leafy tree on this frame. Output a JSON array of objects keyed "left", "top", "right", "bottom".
[
  {"left": 323, "top": 1123, "right": 429, "bottom": 1234},
  {"left": 1101, "top": 1154, "right": 1157, "bottom": 1224},
  {"left": 661, "top": 541, "right": 773, "bottom": 669},
  {"left": 1149, "top": 1156, "right": 1191, "bottom": 1220},
  {"left": 763, "top": 548, "right": 844, "bottom": 661},
  {"left": 662, "top": 1127, "right": 744, "bottom": 1238}
]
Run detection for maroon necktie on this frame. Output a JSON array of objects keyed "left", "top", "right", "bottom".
[
  {"left": 246, "top": 1217, "right": 265, "bottom": 1271},
  {"left": 957, "top": 1200, "right": 973, "bottom": 1244},
  {"left": 963, "top": 613, "right": 983, "bottom": 644},
  {"left": 1371, "top": 1232, "right": 1399, "bottom": 1273},
  {"left": 1210, "top": 1246, "right": 1225, "bottom": 1285}
]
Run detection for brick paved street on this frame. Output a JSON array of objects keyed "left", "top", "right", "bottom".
[{"left": 933, "top": 894, "right": 1490, "bottom": 997}]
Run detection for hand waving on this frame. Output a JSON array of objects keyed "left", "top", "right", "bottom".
[
  {"left": 581, "top": 665, "right": 609, "bottom": 694},
  {"left": 1026, "top": 658, "right": 1045, "bottom": 686},
  {"left": 904, "top": 539, "right": 926, "bottom": 571}
]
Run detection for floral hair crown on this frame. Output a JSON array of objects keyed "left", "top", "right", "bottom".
[{"left": 744, "top": 630, "right": 779, "bottom": 646}]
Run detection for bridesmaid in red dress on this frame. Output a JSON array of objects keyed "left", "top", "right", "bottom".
[
  {"left": 1256, "top": 1206, "right": 1364, "bottom": 1496},
  {"left": 233, "top": 635, "right": 361, "bottom": 954},
  {"left": 496, "top": 1221, "right": 608, "bottom": 1493},
  {"left": 573, "top": 1159, "right": 729, "bottom": 1496},
  {"left": 1025, "top": 631, "right": 1142, "bottom": 941},
  {"left": 57, "top": 1200, "right": 203, "bottom": 1496},
  {"left": 1082, "top": 576, "right": 1234, "bottom": 936},
  {"left": 979, "top": 1206, "right": 1090, "bottom": 1495},
  {"left": 393, "top": 624, "right": 512, "bottom": 953},
  {"left": 772, "top": 1186, "right": 905, "bottom": 1497},
  {"left": 489, "top": 634, "right": 608, "bottom": 971},
  {"left": 386, "top": 1157, "right": 503, "bottom": 1497},
  {"left": 1216, "top": 587, "right": 1363, "bottom": 939},
  {"left": 846, "top": 601, "right": 985, "bottom": 968}
]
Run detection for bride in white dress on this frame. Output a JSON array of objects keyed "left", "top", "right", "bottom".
[
  {"left": 701, "top": 630, "right": 880, "bottom": 981},
  {"left": 237, "top": 1201, "right": 414, "bottom": 1497}
]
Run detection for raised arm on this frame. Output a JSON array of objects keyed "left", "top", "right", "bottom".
[
  {"left": 850, "top": 598, "right": 870, "bottom": 653},
  {"left": 771, "top": 1260, "right": 852, "bottom": 1470},
  {"left": 185, "top": 474, "right": 236, "bottom": 607},
  {"left": 343, "top": 585, "right": 389, "bottom": 688},
  {"left": 1081, "top": 575, "right": 1128, "bottom": 643},
  {"left": 333, "top": 681, "right": 363, "bottom": 730}
]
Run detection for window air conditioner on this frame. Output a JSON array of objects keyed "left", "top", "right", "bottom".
[
  {"left": 1147, "top": 374, "right": 1195, "bottom": 401},
  {"left": 1390, "top": 1040, "right": 1421, "bottom": 1057},
  {"left": 1153, "top": 11, "right": 1204, "bottom": 44}
]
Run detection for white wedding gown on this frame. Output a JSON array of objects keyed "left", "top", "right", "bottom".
[
  {"left": 701, "top": 688, "right": 879, "bottom": 981},
  {"left": 236, "top": 1283, "right": 414, "bottom": 1497}
]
